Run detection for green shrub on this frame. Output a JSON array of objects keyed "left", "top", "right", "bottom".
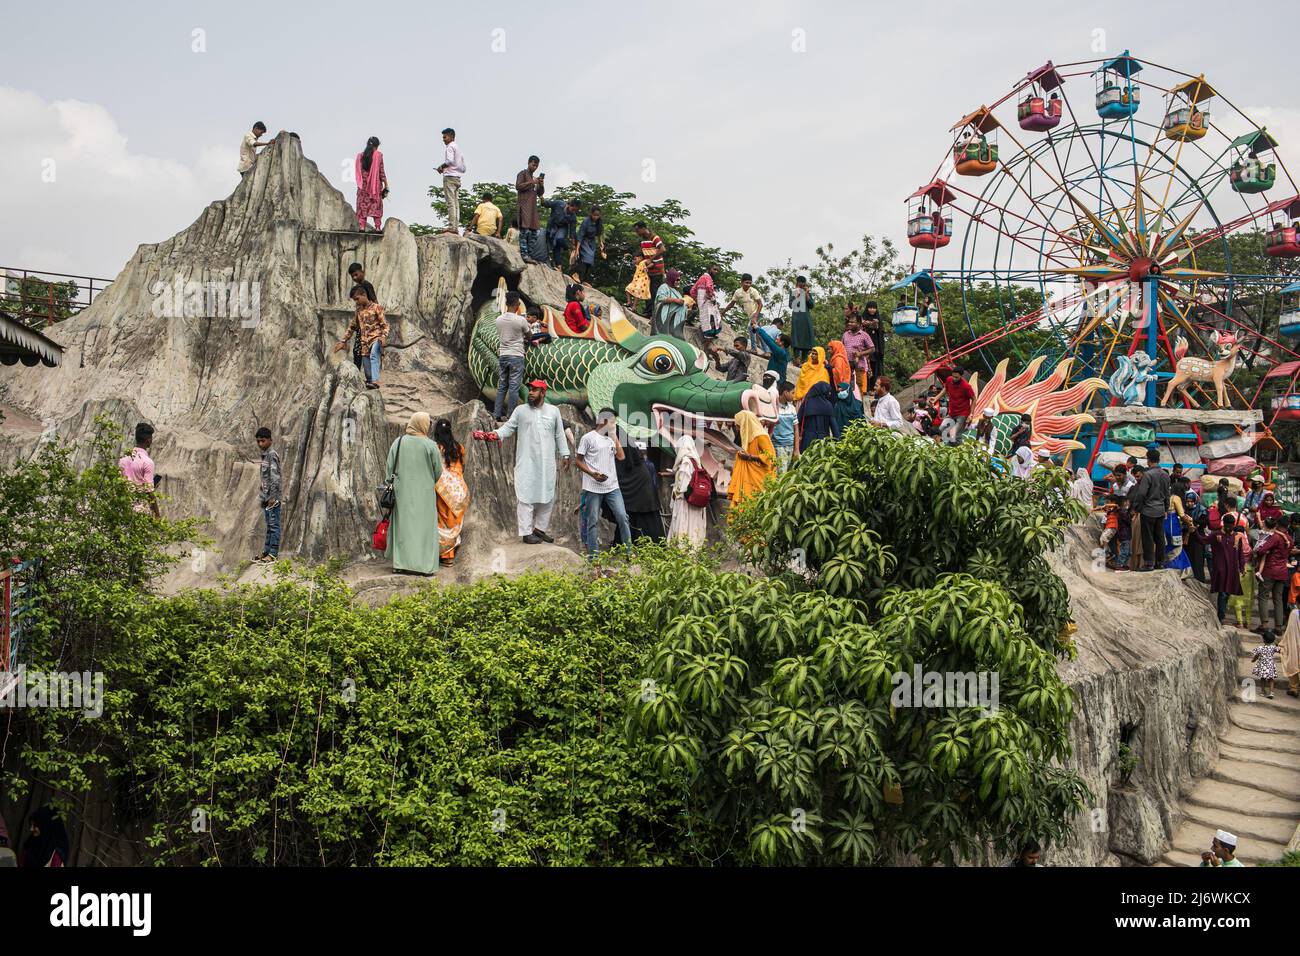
[{"left": 626, "top": 428, "right": 1090, "bottom": 865}]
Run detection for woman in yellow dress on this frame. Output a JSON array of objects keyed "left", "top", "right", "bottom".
[
  {"left": 625, "top": 255, "right": 651, "bottom": 310},
  {"left": 433, "top": 418, "right": 471, "bottom": 566},
  {"left": 728, "top": 409, "right": 777, "bottom": 505}
]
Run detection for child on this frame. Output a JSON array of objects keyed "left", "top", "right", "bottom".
[
  {"left": 1251, "top": 630, "right": 1281, "bottom": 699},
  {"left": 1101, "top": 494, "right": 1121, "bottom": 569},
  {"left": 1115, "top": 498, "right": 1132, "bottom": 571},
  {"left": 772, "top": 381, "right": 798, "bottom": 472},
  {"left": 255, "top": 426, "right": 282, "bottom": 563},
  {"left": 525, "top": 304, "right": 552, "bottom": 346},
  {"left": 564, "top": 284, "right": 591, "bottom": 333}
]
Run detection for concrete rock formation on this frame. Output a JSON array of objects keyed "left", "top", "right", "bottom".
[{"left": 1, "top": 133, "right": 758, "bottom": 585}]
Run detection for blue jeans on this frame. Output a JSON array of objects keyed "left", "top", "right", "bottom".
[
  {"left": 494, "top": 355, "right": 525, "bottom": 419},
  {"left": 519, "top": 228, "right": 539, "bottom": 260},
  {"left": 263, "top": 502, "right": 281, "bottom": 557},
  {"left": 583, "top": 488, "right": 631, "bottom": 559},
  {"left": 1118, "top": 541, "right": 1130, "bottom": 566},
  {"left": 366, "top": 340, "right": 382, "bottom": 383}
]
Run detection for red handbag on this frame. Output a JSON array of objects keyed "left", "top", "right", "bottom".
[{"left": 372, "top": 517, "right": 390, "bottom": 551}]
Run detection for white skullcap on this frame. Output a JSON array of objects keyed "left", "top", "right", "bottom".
[{"left": 1215, "top": 829, "right": 1237, "bottom": 847}]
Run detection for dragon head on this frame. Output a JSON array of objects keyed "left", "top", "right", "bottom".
[{"left": 585, "top": 304, "right": 778, "bottom": 450}]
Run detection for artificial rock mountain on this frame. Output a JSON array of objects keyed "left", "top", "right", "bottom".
[{"left": 0, "top": 133, "right": 709, "bottom": 588}]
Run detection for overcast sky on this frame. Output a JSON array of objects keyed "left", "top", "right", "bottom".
[{"left": 2, "top": 0, "right": 1298, "bottom": 284}]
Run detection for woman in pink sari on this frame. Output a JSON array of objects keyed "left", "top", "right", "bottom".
[{"left": 355, "top": 136, "right": 388, "bottom": 232}]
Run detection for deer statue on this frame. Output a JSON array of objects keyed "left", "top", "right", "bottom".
[{"left": 1160, "top": 331, "right": 1240, "bottom": 408}]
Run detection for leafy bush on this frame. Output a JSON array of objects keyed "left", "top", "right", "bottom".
[
  {"left": 127, "top": 570, "right": 681, "bottom": 865},
  {"left": 628, "top": 428, "right": 1090, "bottom": 865}
]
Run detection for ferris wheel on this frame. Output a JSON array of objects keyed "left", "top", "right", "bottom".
[{"left": 898, "top": 51, "right": 1300, "bottom": 477}]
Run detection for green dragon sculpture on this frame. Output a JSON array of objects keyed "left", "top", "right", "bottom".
[{"left": 468, "top": 293, "right": 776, "bottom": 450}]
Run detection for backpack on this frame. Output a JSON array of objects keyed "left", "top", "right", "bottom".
[{"left": 686, "top": 462, "right": 714, "bottom": 507}]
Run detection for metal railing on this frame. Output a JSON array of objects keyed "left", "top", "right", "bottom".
[{"left": 1, "top": 268, "right": 113, "bottom": 329}]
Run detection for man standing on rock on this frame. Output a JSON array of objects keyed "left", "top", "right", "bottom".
[
  {"left": 1128, "top": 447, "right": 1171, "bottom": 571},
  {"left": 477, "top": 380, "right": 571, "bottom": 545},
  {"left": 516, "top": 156, "right": 545, "bottom": 263},
  {"left": 436, "top": 127, "right": 466, "bottom": 234},
  {"left": 494, "top": 291, "right": 530, "bottom": 421}
]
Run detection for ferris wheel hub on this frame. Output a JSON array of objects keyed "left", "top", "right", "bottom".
[{"left": 1127, "top": 257, "right": 1159, "bottom": 281}]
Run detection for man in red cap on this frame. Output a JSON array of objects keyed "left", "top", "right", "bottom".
[{"left": 476, "top": 379, "right": 570, "bottom": 544}]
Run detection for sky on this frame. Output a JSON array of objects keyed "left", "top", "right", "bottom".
[{"left": 2, "top": 0, "right": 1298, "bottom": 285}]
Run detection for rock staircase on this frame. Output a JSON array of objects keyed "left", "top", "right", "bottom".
[{"left": 1157, "top": 625, "right": 1300, "bottom": 867}]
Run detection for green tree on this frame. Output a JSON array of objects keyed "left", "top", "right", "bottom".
[
  {"left": 630, "top": 426, "right": 1089, "bottom": 865},
  {"left": 3, "top": 277, "right": 80, "bottom": 327}
]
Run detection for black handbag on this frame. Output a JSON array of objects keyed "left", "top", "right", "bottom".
[{"left": 377, "top": 436, "right": 402, "bottom": 511}]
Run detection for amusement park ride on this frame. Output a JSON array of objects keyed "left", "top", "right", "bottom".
[{"left": 900, "top": 52, "right": 1300, "bottom": 483}]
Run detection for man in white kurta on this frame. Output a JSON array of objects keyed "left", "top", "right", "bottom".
[{"left": 491, "top": 380, "right": 571, "bottom": 543}]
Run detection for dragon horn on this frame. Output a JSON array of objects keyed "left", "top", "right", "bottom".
[
  {"left": 495, "top": 276, "right": 508, "bottom": 314},
  {"left": 608, "top": 301, "right": 648, "bottom": 351}
]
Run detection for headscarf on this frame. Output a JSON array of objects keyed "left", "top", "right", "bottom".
[
  {"left": 734, "top": 410, "right": 766, "bottom": 451},
  {"left": 827, "top": 340, "right": 852, "bottom": 390},
  {"left": 1012, "top": 446, "right": 1034, "bottom": 479},
  {"left": 1280, "top": 608, "right": 1300, "bottom": 681},
  {"left": 1260, "top": 492, "right": 1284, "bottom": 524},
  {"left": 404, "top": 412, "right": 432, "bottom": 437},
  {"left": 1070, "top": 467, "right": 1094, "bottom": 505},
  {"left": 801, "top": 380, "right": 836, "bottom": 420},
  {"left": 21, "top": 806, "right": 69, "bottom": 869},
  {"left": 665, "top": 268, "right": 681, "bottom": 286},
  {"left": 794, "top": 347, "right": 831, "bottom": 401},
  {"left": 675, "top": 433, "right": 701, "bottom": 467}
]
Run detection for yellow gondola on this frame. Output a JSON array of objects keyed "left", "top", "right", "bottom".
[{"left": 1163, "top": 76, "right": 1214, "bottom": 142}]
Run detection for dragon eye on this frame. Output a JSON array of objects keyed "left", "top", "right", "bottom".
[{"left": 641, "top": 346, "right": 676, "bottom": 375}]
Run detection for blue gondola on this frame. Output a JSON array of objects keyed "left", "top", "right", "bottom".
[
  {"left": 1280, "top": 282, "right": 1300, "bottom": 336},
  {"left": 890, "top": 271, "right": 941, "bottom": 338},
  {"left": 1094, "top": 52, "right": 1142, "bottom": 119}
]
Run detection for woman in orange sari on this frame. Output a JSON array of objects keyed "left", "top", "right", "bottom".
[
  {"left": 433, "top": 419, "right": 471, "bottom": 566},
  {"left": 728, "top": 409, "right": 777, "bottom": 505},
  {"left": 827, "top": 340, "right": 853, "bottom": 392}
]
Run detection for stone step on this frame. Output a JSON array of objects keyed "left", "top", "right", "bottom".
[
  {"left": 1178, "top": 802, "right": 1298, "bottom": 846},
  {"left": 1210, "top": 758, "right": 1300, "bottom": 802},
  {"left": 1218, "top": 728, "right": 1300, "bottom": 756},
  {"left": 1228, "top": 678, "right": 1300, "bottom": 714},
  {"left": 1182, "top": 778, "right": 1300, "bottom": 819},
  {"left": 1228, "top": 706, "right": 1300, "bottom": 735},
  {"left": 1158, "top": 848, "right": 1205, "bottom": 868},
  {"left": 1218, "top": 742, "right": 1300, "bottom": 773}
]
